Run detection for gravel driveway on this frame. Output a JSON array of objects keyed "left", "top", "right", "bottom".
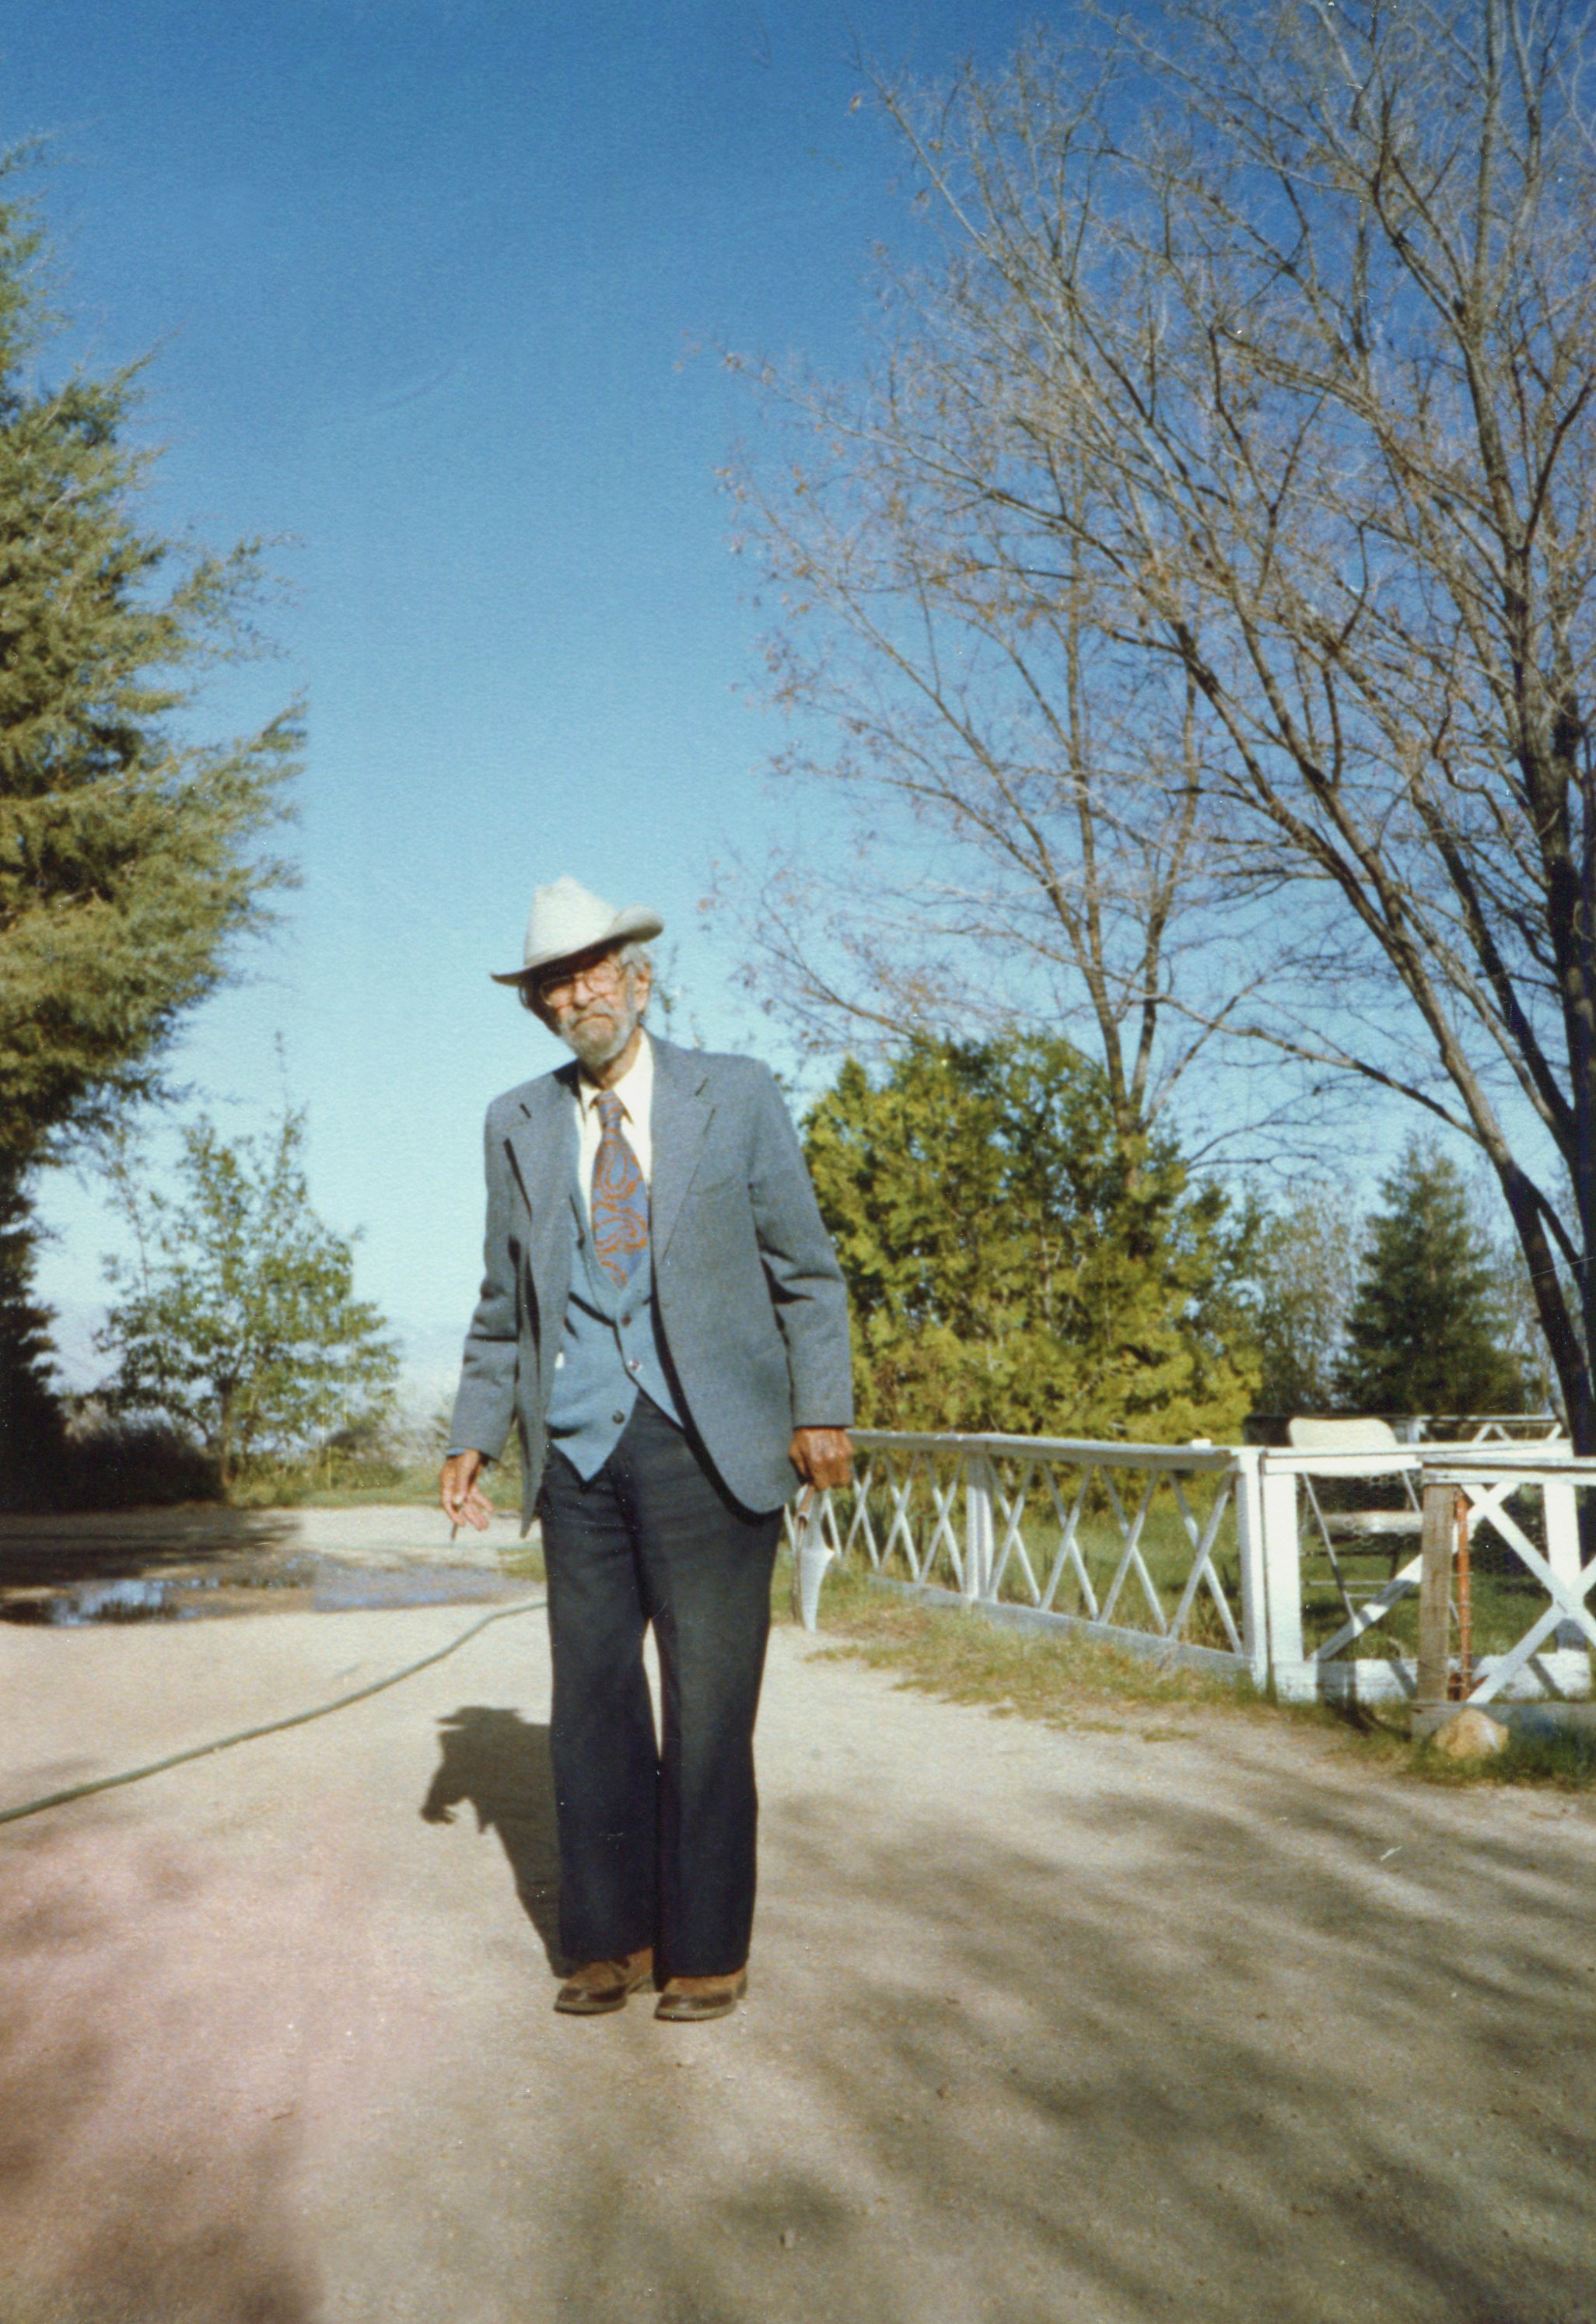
[{"left": 2, "top": 1594, "right": 1593, "bottom": 2323}]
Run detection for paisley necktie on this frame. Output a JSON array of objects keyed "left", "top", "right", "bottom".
[{"left": 590, "top": 1090, "right": 649, "bottom": 1285}]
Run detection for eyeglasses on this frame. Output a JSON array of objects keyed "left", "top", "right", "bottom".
[{"left": 534, "top": 950, "right": 628, "bottom": 1006}]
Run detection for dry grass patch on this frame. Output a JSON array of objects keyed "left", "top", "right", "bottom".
[
  {"left": 786, "top": 1556, "right": 1596, "bottom": 1790},
  {"left": 785, "top": 1556, "right": 1250, "bottom": 1730}
]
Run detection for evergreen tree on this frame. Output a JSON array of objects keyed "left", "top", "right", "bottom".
[
  {"left": 803, "top": 1034, "right": 1260, "bottom": 1440},
  {"left": 0, "top": 1179, "right": 61, "bottom": 1500},
  {"left": 1335, "top": 1140, "right": 1528, "bottom": 1419},
  {"left": 97, "top": 1106, "right": 399, "bottom": 1486},
  {"left": 0, "top": 165, "right": 297, "bottom": 1481}
]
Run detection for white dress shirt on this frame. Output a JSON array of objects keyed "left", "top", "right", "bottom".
[{"left": 573, "top": 1027, "right": 654, "bottom": 1223}]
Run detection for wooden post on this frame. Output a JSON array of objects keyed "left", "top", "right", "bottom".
[
  {"left": 1416, "top": 1477, "right": 1455, "bottom": 1707},
  {"left": 1454, "top": 1491, "right": 1473, "bottom": 1700}
]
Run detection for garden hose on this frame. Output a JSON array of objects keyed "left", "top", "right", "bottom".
[{"left": 0, "top": 1594, "right": 547, "bottom": 1829}]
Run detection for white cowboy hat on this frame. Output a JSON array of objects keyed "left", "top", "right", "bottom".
[{"left": 491, "top": 875, "right": 665, "bottom": 985}]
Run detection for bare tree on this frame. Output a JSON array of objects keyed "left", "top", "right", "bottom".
[
  {"left": 724, "top": 250, "right": 1276, "bottom": 1161},
  {"left": 832, "top": 2, "right": 1596, "bottom": 1443}
]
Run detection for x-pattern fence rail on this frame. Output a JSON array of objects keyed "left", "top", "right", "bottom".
[
  {"left": 792, "top": 1430, "right": 1262, "bottom": 1682},
  {"left": 1415, "top": 1455, "right": 1596, "bottom": 1713},
  {"left": 789, "top": 1427, "right": 1594, "bottom": 1710},
  {"left": 1257, "top": 1444, "right": 1590, "bottom": 1703}
]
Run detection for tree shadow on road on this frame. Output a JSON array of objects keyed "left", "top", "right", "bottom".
[
  {"left": 419, "top": 1706, "right": 563, "bottom": 1969},
  {"left": 0, "top": 1507, "right": 300, "bottom": 1602},
  {"left": 518, "top": 1731, "right": 1596, "bottom": 2322},
  {"left": 0, "top": 1816, "right": 317, "bottom": 2324}
]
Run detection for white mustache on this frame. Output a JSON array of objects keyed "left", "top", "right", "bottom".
[{"left": 560, "top": 998, "right": 638, "bottom": 1063}]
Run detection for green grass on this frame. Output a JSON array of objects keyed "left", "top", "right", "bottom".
[
  {"left": 779, "top": 1552, "right": 1252, "bottom": 1726},
  {"left": 227, "top": 1458, "right": 450, "bottom": 1508},
  {"left": 1416, "top": 1724, "right": 1596, "bottom": 1789},
  {"left": 786, "top": 1551, "right": 1596, "bottom": 1788},
  {"left": 841, "top": 1477, "right": 1248, "bottom": 1645},
  {"left": 231, "top": 1447, "right": 531, "bottom": 1510},
  {"left": 835, "top": 1474, "right": 1568, "bottom": 1666},
  {"left": 1310, "top": 1702, "right": 1596, "bottom": 1790}
]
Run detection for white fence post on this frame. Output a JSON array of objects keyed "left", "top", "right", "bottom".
[
  {"left": 1232, "top": 1448, "right": 1269, "bottom": 1688},
  {"left": 1257, "top": 1454, "right": 1306, "bottom": 1692},
  {"left": 964, "top": 1454, "right": 995, "bottom": 1605},
  {"left": 1543, "top": 1465, "right": 1582, "bottom": 1650}
]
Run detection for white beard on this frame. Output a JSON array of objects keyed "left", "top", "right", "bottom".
[{"left": 558, "top": 998, "right": 640, "bottom": 1073}]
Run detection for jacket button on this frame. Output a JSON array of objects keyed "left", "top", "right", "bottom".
[{"left": 612, "top": 1411, "right": 626, "bottom": 1426}]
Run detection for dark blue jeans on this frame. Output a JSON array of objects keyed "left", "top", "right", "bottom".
[{"left": 538, "top": 1397, "right": 782, "bottom": 1978}]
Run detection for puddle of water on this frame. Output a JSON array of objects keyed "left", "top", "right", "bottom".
[
  {"left": 309, "top": 1564, "right": 523, "bottom": 1613},
  {"left": 28, "top": 1577, "right": 209, "bottom": 1624},
  {"left": 0, "top": 1557, "right": 525, "bottom": 1627}
]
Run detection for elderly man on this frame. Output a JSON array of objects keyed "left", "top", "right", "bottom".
[{"left": 440, "top": 877, "right": 852, "bottom": 2023}]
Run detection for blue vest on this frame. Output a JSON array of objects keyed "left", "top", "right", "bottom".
[{"left": 544, "top": 1164, "right": 684, "bottom": 1479}]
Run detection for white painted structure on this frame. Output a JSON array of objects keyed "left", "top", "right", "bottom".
[
  {"left": 788, "top": 1422, "right": 1591, "bottom": 1706},
  {"left": 1417, "top": 1451, "right": 1596, "bottom": 1713}
]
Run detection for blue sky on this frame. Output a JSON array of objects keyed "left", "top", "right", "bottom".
[{"left": 9, "top": 0, "right": 1050, "bottom": 1401}]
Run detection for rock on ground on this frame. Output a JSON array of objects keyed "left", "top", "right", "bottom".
[{"left": 1430, "top": 1707, "right": 1510, "bottom": 1759}]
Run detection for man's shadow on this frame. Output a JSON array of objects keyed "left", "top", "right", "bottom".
[{"left": 419, "top": 1707, "right": 565, "bottom": 1970}]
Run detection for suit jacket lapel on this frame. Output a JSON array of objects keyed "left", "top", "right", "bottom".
[
  {"left": 506, "top": 1064, "right": 579, "bottom": 1328},
  {"left": 649, "top": 1035, "right": 714, "bottom": 1261}
]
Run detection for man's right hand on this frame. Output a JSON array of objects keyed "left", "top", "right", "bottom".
[{"left": 440, "top": 1449, "right": 494, "bottom": 1532}]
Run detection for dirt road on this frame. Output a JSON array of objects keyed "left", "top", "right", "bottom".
[{"left": 2, "top": 1596, "right": 1593, "bottom": 2322}]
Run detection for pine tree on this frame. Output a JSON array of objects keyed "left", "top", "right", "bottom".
[
  {"left": 803, "top": 1034, "right": 1260, "bottom": 1440},
  {"left": 1335, "top": 1139, "right": 1528, "bottom": 1419},
  {"left": 0, "top": 1178, "right": 61, "bottom": 1499},
  {"left": 0, "top": 163, "right": 298, "bottom": 1483}
]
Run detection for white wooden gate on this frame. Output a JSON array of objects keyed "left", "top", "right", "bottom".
[
  {"left": 1252, "top": 1441, "right": 1589, "bottom": 1704},
  {"left": 1410, "top": 1452, "right": 1596, "bottom": 1714}
]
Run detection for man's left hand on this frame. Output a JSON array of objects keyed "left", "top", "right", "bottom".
[{"left": 789, "top": 1426, "right": 853, "bottom": 1493}]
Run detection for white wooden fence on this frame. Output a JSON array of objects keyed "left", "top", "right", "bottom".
[
  {"left": 789, "top": 1426, "right": 1594, "bottom": 1706},
  {"left": 1250, "top": 1438, "right": 1587, "bottom": 1703},
  {"left": 1414, "top": 1452, "right": 1596, "bottom": 1714}
]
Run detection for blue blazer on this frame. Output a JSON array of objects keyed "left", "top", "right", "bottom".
[{"left": 448, "top": 1034, "right": 854, "bottom": 1523}]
